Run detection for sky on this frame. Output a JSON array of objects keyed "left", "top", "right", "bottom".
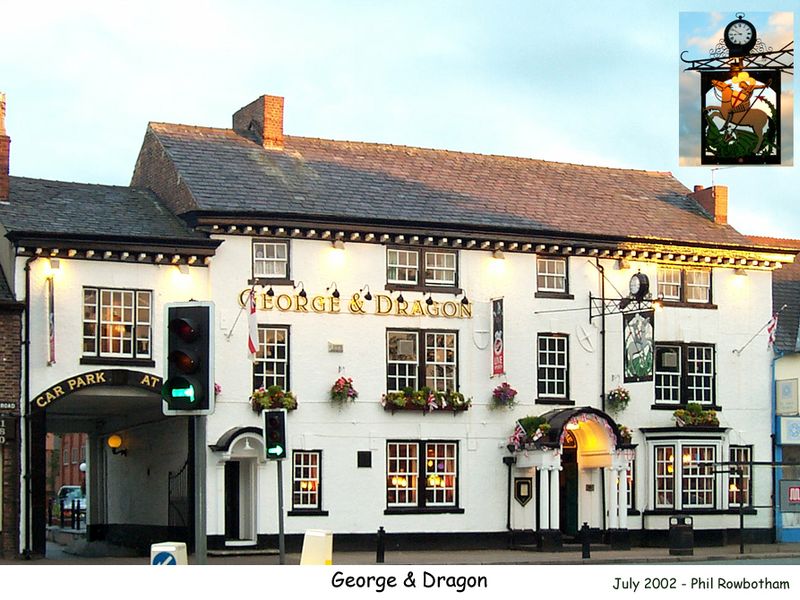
[{"left": 1, "top": 0, "right": 798, "bottom": 239}]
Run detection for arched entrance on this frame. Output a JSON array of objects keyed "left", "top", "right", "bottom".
[{"left": 28, "top": 369, "right": 192, "bottom": 556}]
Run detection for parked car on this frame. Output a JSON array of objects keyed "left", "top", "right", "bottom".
[{"left": 56, "top": 485, "right": 86, "bottom": 513}]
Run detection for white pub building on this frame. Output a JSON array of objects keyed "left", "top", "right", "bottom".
[{"left": 2, "top": 94, "right": 796, "bottom": 556}]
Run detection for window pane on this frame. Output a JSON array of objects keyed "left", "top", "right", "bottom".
[
  {"left": 729, "top": 446, "right": 751, "bottom": 507},
  {"left": 655, "top": 345, "right": 682, "bottom": 404},
  {"left": 424, "top": 443, "right": 457, "bottom": 506},
  {"left": 253, "top": 326, "right": 289, "bottom": 390},
  {"left": 657, "top": 268, "right": 682, "bottom": 301},
  {"left": 655, "top": 446, "right": 674, "bottom": 508},
  {"left": 537, "top": 257, "right": 567, "bottom": 292},
  {"left": 387, "top": 442, "right": 418, "bottom": 507},
  {"left": 387, "top": 249, "right": 419, "bottom": 284},
  {"left": 537, "top": 334, "right": 568, "bottom": 398},
  {"left": 253, "top": 241, "right": 288, "bottom": 278},
  {"left": 686, "top": 345, "right": 714, "bottom": 404},
  {"left": 681, "top": 445, "right": 715, "bottom": 508},
  {"left": 387, "top": 331, "right": 418, "bottom": 392},
  {"left": 292, "top": 451, "right": 321, "bottom": 510},
  {"left": 424, "top": 332, "right": 456, "bottom": 392},
  {"left": 424, "top": 251, "right": 457, "bottom": 286},
  {"left": 685, "top": 270, "right": 711, "bottom": 303}
]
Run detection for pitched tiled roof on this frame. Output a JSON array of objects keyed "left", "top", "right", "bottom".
[
  {"left": 0, "top": 177, "right": 210, "bottom": 243},
  {"left": 747, "top": 236, "right": 800, "bottom": 353},
  {"left": 141, "top": 123, "right": 755, "bottom": 247}
]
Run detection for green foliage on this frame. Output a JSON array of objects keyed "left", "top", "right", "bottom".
[
  {"left": 704, "top": 113, "right": 777, "bottom": 159},
  {"left": 673, "top": 402, "right": 718, "bottom": 426},
  {"left": 518, "top": 416, "right": 550, "bottom": 437}
]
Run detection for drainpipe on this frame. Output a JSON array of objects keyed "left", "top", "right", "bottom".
[
  {"left": 22, "top": 255, "right": 37, "bottom": 558},
  {"left": 772, "top": 351, "right": 784, "bottom": 543}
]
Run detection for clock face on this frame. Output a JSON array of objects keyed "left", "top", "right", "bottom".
[
  {"left": 727, "top": 21, "right": 754, "bottom": 46},
  {"left": 629, "top": 275, "right": 641, "bottom": 296}
]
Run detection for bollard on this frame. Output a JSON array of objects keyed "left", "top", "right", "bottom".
[
  {"left": 71, "top": 500, "right": 78, "bottom": 529},
  {"left": 580, "top": 522, "right": 591, "bottom": 559},
  {"left": 59, "top": 500, "right": 65, "bottom": 528},
  {"left": 376, "top": 526, "right": 385, "bottom": 564}
]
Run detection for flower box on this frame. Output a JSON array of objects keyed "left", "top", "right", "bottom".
[
  {"left": 673, "top": 403, "right": 719, "bottom": 427},
  {"left": 250, "top": 386, "right": 298, "bottom": 412},
  {"left": 381, "top": 388, "right": 471, "bottom": 414}
]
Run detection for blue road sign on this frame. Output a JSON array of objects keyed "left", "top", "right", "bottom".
[{"left": 152, "top": 551, "right": 178, "bottom": 565}]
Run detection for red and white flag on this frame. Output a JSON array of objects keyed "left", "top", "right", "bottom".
[
  {"left": 247, "top": 287, "right": 258, "bottom": 360},
  {"left": 767, "top": 312, "right": 779, "bottom": 348},
  {"left": 509, "top": 421, "right": 526, "bottom": 450}
]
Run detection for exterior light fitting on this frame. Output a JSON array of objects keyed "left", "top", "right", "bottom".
[
  {"left": 48, "top": 258, "right": 61, "bottom": 270},
  {"left": 294, "top": 281, "right": 307, "bottom": 298},
  {"left": 566, "top": 421, "right": 579, "bottom": 431},
  {"left": 177, "top": 264, "right": 190, "bottom": 275},
  {"left": 266, "top": 286, "right": 275, "bottom": 297},
  {"left": 332, "top": 239, "right": 345, "bottom": 250},
  {"left": 107, "top": 434, "right": 128, "bottom": 456},
  {"left": 616, "top": 258, "right": 630, "bottom": 270},
  {"left": 396, "top": 292, "right": 405, "bottom": 304},
  {"left": 360, "top": 284, "right": 372, "bottom": 301},
  {"left": 426, "top": 293, "right": 434, "bottom": 306},
  {"left": 327, "top": 282, "right": 340, "bottom": 299},
  {"left": 492, "top": 249, "right": 505, "bottom": 260},
  {"left": 734, "top": 268, "right": 748, "bottom": 277},
  {"left": 460, "top": 294, "right": 469, "bottom": 306}
]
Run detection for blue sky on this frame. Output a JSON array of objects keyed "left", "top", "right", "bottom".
[{"left": 1, "top": 0, "right": 797, "bottom": 238}]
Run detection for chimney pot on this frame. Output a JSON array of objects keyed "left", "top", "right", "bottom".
[
  {"left": 694, "top": 185, "right": 704, "bottom": 192},
  {"left": 233, "top": 95, "right": 284, "bottom": 150}
]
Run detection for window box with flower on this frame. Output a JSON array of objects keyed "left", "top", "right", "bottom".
[
  {"left": 673, "top": 402, "right": 719, "bottom": 427},
  {"left": 250, "top": 385, "right": 298, "bottom": 412},
  {"left": 381, "top": 387, "right": 471, "bottom": 414}
]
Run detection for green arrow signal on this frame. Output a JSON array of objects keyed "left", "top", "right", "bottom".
[
  {"left": 171, "top": 386, "right": 196, "bottom": 403},
  {"left": 267, "top": 445, "right": 284, "bottom": 456}
]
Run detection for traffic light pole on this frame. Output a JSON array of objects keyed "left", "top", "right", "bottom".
[
  {"left": 277, "top": 460, "right": 285, "bottom": 564},
  {"left": 194, "top": 415, "right": 207, "bottom": 565}
]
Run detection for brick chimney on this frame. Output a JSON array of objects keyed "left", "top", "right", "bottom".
[
  {"left": 0, "top": 93, "right": 9, "bottom": 202},
  {"left": 233, "top": 95, "right": 284, "bottom": 149},
  {"left": 689, "top": 184, "right": 728, "bottom": 224}
]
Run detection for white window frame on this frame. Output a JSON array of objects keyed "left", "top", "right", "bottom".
[
  {"left": 656, "top": 267, "right": 682, "bottom": 301},
  {"left": 387, "top": 330, "right": 458, "bottom": 393},
  {"left": 655, "top": 345, "right": 682, "bottom": 404},
  {"left": 387, "top": 249, "right": 419, "bottom": 285},
  {"left": 252, "top": 240, "right": 288, "bottom": 279},
  {"left": 537, "top": 333, "right": 569, "bottom": 399},
  {"left": 656, "top": 267, "right": 712, "bottom": 304},
  {"left": 685, "top": 270, "right": 711, "bottom": 303},
  {"left": 654, "top": 445, "right": 675, "bottom": 509},
  {"left": 649, "top": 440, "right": 723, "bottom": 510},
  {"left": 387, "top": 441, "right": 458, "bottom": 509},
  {"left": 292, "top": 450, "right": 321, "bottom": 510},
  {"left": 681, "top": 445, "right": 715, "bottom": 509},
  {"left": 729, "top": 446, "right": 752, "bottom": 508},
  {"left": 83, "top": 288, "right": 153, "bottom": 359},
  {"left": 253, "top": 325, "right": 289, "bottom": 390},
  {"left": 536, "top": 257, "right": 567, "bottom": 293},
  {"left": 424, "top": 251, "right": 457, "bottom": 287}
]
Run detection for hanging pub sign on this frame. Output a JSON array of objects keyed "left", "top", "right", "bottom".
[
  {"left": 623, "top": 310, "right": 654, "bottom": 383},
  {"left": 700, "top": 69, "right": 780, "bottom": 164},
  {"left": 680, "top": 12, "right": 793, "bottom": 166},
  {"left": 491, "top": 298, "right": 504, "bottom": 376}
]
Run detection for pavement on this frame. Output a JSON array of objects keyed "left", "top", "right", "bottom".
[{"left": 3, "top": 540, "right": 800, "bottom": 565}]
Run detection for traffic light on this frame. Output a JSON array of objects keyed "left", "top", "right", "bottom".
[
  {"left": 162, "top": 302, "right": 215, "bottom": 416},
  {"left": 263, "top": 409, "right": 287, "bottom": 459}
]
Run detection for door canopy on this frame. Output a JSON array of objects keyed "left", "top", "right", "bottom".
[{"left": 541, "top": 407, "right": 624, "bottom": 466}]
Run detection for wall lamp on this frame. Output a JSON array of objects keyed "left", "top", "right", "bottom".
[
  {"left": 425, "top": 293, "right": 434, "bottom": 306},
  {"left": 266, "top": 285, "right": 275, "bottom": 297},
  {"left": 359, "top": 284, "right": 372, "bottom": 301},
  {"left": 327, "top": 281, "right": 340, "bottom": 299},
  {"left": 396, "top": 292, "right": 405, "bottom": 304},
  {"left": 176, "top": 264, "right": 190, "bottom": 275},
  {"left": 294, "top": 281, "right": 307, "bottom": 298},
  {"left": 107, "top": 434, "right": 128, "bottom": 456},
  {"left": 734, "top": 268, "right": 748, "bottom": 277},
  {"left": 492, "top": 249, "right": 505, "bottom": 260},
  {"left": 332, "top": 239, "right": 345, "bottom": 250}
]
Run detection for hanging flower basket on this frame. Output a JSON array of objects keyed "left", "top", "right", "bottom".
[
  {"left": 673, "top": 403, "right": 718, "bottom": 427},
  {"left": 381, "top": 387, "right": 471, "bottom": 414},
  {"left": 250, "top": 385, "right": 298, "bottom": 412},
  {"left": 491, "top": 383, "right": 518, "bottom": 409},
  {"left": 330, "top": 377, "right": 358, "bottom": 404},
  {"left": 617, "top": 424, "right": 633, "bottom": 444},
  {"left": 606, "top": 386, "right": 630, "bottom": 414}
]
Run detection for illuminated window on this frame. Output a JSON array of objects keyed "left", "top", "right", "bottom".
[
  {"left": 655, "top": 446, "right": 674, "bottom": 509},
  {"left": 292, "top": 451, "right": 321, "bottom": 510},
  {"left": 386, "top": 330, "right": 457, "bottom": 393},
  {"left": 386, "top": 441, "right": 458, "bottom": 510},
  {"left": 537, "top": 333, "right": 569, "bottom": 400},
  {"left": 655, "top": 343, "right": 715, "bottom": 405},
  {"left": 656, "top": 267, "right": 711, "bottom": 304},
  {"left": 82, "top": 288, "right": 151, "bottom": 359},
  {"left": 386, "top": 248, "right": 458, "bottom": 289},
  {"left": 651, "top": 441, "right": 722, "bottom": 510},
  {"left": 252, "top": 240, "right": 289, "bottom": 280},
  {"left": 729, "top": 446, "right": 752, "bottom": 507},
  {"left": 253, "top": 325, "right": 289, "bottom": 390},
  {"left": 536, "top": 257, "right": 567, "bottom": 293}
]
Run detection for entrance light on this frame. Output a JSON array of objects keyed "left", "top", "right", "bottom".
[{"left": 107, "top": 434, "right": 127, "bottom": 456}]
